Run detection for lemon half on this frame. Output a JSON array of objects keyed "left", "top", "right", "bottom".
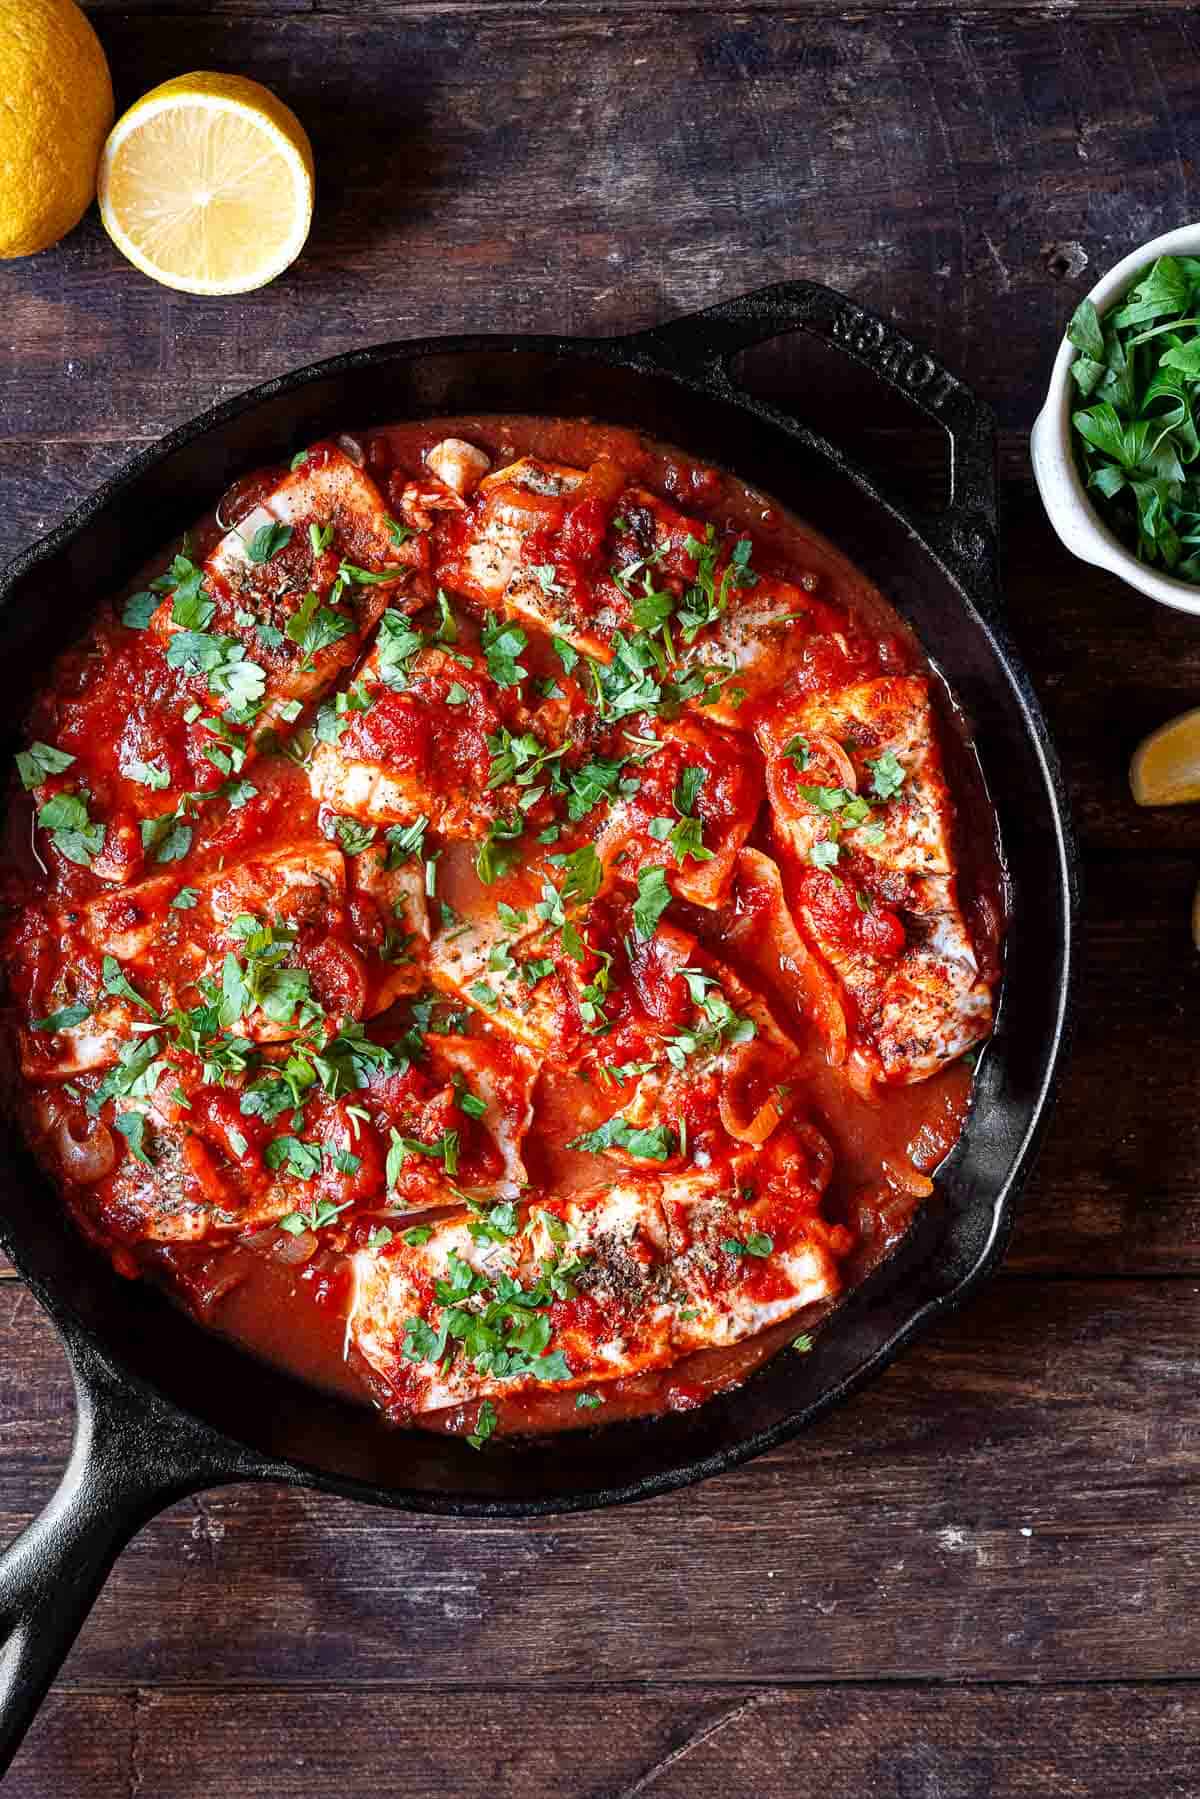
[
  {"left": 1130, "top": 707, "right": 1200, "bottom": 808},
  {"left": 98, "top": 72, "right": 313, "bottom": 295}
]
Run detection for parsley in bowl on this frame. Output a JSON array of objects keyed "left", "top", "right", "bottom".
[{"left": 1068, "top": 255, "right": 1200, "bottom": 581}]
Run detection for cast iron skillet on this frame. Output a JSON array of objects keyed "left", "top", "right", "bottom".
[{"left": 0, "top": 281, "right": 1077, "bottom": 1773}]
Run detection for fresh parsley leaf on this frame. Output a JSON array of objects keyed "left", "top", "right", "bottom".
[
  {"left": 285, "top": 589, "right": 354, "bottom": 664},
  {"left": 15, "top": 741, "right": 75, "bottom": 790},
  {"left": 467, "top": 1398, "right": 498, "bottom": 1449},
  {"left": 475, "top": 812, "right": 525, "bottom": 885},
  {"left": 122, "top": 590, "right": 159, "bottom": 630},
  {"left": 632, "top": 865, "right": 671, "bottom": 939},
  {"left": 33, "top": 1001, "right": 92, "bottom": 1033},
  {"left": 329, "top": 814, "right": 377, "bottom": 856},
  {"left": 568, "top": 1114, "right": 676, "bottom": 1162},
  {"left": 37, "top": 791, "right": 105, "bottom": 866},
  {"left": 385, "top": 815, "right": 429, "bottom": 867},
  {"left": 867, "top": 750, "right": 905, "bottom": 800},
  {"left": 264, "top": 1135, "right": 323, "bottom": 1180},
  {"left": 101, "top": 954, "right": 154, "bottom": 1015},
  {"left": 114, "top": 1110, "right": 153, "bottom": 1165},
  {"left": 121, "top": 756, "right": 170, "bottom": 791},
  {"left": 481, "top": 614, "right": 529, "bottom": 688},
  {"left": 246, "top": 522, "right": 293, "bottom": 563}
]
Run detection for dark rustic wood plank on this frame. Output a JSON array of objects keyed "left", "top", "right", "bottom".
[
  {"left": 4, "top": 1276, "right": 1200, "bottom": 1687},
  {"left": 2, "top": 9, "right": 1196, "bottom": 447},
  {"left": 12, "top": 1682, "right": 1200, "bottom": 1799}
]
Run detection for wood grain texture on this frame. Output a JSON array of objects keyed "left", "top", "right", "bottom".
[
  {"left": 11, "top": 1683, "right": 1200, "bottom": 1799},
  {"left": 2, "top": 9, "right": 1196, "bottom": 445},
  {"left": 4, "top": 1278, "right": 1200, "bottom": 1690},
  {"left": 4, "top": 3, "right": 1200, "bottom": 1793}
]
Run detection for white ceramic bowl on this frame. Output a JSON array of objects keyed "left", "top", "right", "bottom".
[{"left": 1031, "top": 220, "right": 1200, "bottom": 616}]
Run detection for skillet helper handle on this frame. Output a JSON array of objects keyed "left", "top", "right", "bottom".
[
  {"left": 631, "top": 280, "right": 999, "bottom": 613},
  {"left": 0, "top": 1331, "right": 251, "bottom": 1779}
]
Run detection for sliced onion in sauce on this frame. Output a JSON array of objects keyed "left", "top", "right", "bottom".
[
  {"left": 881, "top": 1154, "right": 935, "bottom": 1199},
  {"left": 56, "top": 1117, "right": 115, "bottom": 1184},
  {"left": 807, "top": 732, "right": 858, "bottom": 792},
  {"left": 272, "top": 1228, "right": 318, "bottom": 1265},
  {"left": 336, "top": 432, "right": 366, "bottom": 467}
]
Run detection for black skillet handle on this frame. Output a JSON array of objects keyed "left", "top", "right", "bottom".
[
  {"left": 0, "top": 1328, "right": 258, "bottom": 1779},
  {"left": 629, "top": 280, "right": 999, "bottom": 616}
]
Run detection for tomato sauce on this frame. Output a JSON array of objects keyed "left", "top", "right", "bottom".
[{"left": 1, "top": 414, "right": 1004, "bottom": 1439}]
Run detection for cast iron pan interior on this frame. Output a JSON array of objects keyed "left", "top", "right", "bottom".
[{"left": 0, "top": 285, "right": 1076, "bottom": 1512}]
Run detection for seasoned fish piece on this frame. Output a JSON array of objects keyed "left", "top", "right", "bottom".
[
  {"left": 428, "top": 903, "right": 580, "bottom": 1057},
  {"left": 610, "top": 959, "right": 805, "bottom": 1167},
  {"left": 591, "top": 713, "right": 761, "bottom": 909},
  {"left": 159, "top": 444, "right": 422, "bottom": 740},
  {"left": 758, "top": 676, "right": 953, "bottom": 876},
  {"left": 308, "top": 639, "right": 512, "bottom": 838},
  {"left": 11, "top": 842, "right": 426, "bottom": 1080},
  {"left": 437, "top": 451, "right": 813, "bottom": 719},
  {"left": 438, "top": 454, "right": 601, "bottom": 645},
  {"left": 346, "top": 1154, "right": 841, "bottom": 1419},
  {"left": 758, "top": 676, "right": 992, "bottom": 1083}
]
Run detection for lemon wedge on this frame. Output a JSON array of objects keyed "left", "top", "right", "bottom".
[
  {"left": 1130, "top": 707, "right": 1200, "bottom": 808},
  {"left": 98, "top": 72, "right": 313, "bottom": 295}
]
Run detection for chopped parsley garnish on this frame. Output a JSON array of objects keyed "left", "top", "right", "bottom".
[
  {"left": 316, "top": 682, "right": 373, "bottom": 743},
  {"left": 665, "top": 970, "right": 756, "bottom": 1067},
  {"left": 867, "top": 750, "right": 906, "bottom": 800},
  {"left": 309, "top": 522, "right": 335, "bottom": 556},
  {"left": 467, "top": 1398, "right": 498, "bottom": 1449},
  {"left": 721, "top": 1232, "right": 774, "bottom": 1259},
  {"left": 568, "top": 1114, "right": 677, "bottom": 1162},
  {"left": 576, "top": 1392, "right": 603, "bottom": 1411},
  {"left": 122, "top": 590, "right": 159, "bottom": 630},
  {"left": 385, "top": 815, "right": 429, "bottom": 866},
  {"left": 553, "top": 636, "right": 579, "bottom": 674},
  {"left": 285, "top": 589, "right": 354, "bottom": 666},
  {"left": 328, "top": 814, "right": 377, "bottom": 856},
  {"left": 386, "top": 1125, "right": 460, "bottom": 1187},
  {"left": 37, "top": 790, "right": 105, "bottom": 867},
  {"left": 565, "top": 754, "right": 631, "bottom": 821},
  {"left": 783, "top": 735, "right": 811, "bottom": 771},
  {"left": 678, "top": 525, "right": 757, "bottom": 641},
  {"left": 265, "top": 1135, "right": 324, "bottom": 1181},
  {"left": 166, "top": 630, "right": 267, "bottom": 721},
  {"left": 400, "top": 1250, "right": 581, "bottom": 1386},
  {"left": 114, "top": 1110, "right": 153, "bottom": 1165},
  {"left": 32, "top": 1001, "right": 92, "bottom": 1033},
  {"left": 88, "top": 1034, "right": 164, "bottom": 1115},
  {"left": 375, "top": 611, "right": 426, "bottom": 689},
  {"left": 246, "top": 522, "right": 292, "bottom": 564},
  {"left": 632, "top": 865, "right": 672, "bottom": 940},
  {"left": 475, "top": 811, "right": 525, "bottom": 885},
  {"left": 121, "top": 756, "right": 171, "bottom": 791},
  {"left": 15, "top": 741, "right": 75, "bottom": 790},
  {"left": 481, "top": 614, "right": 529, "bottom": 688},
  {"left": 435, "top": 588, "right": 458, "bottom": 642},
  {"left": 560, "top": 842, "right": 603, "bottom": 904},
  {"left": 486, "top": 726, "right": 565, "bottom": 793},
  {"left": 278, "top": 1196, "right": 353, "bottom": 1233},
  {"left": 101, "top": 954, "right": 154, "bottom": 1015}
]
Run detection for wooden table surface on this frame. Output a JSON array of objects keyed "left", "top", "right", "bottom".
[{"left": 3, "top": 2, "right": 1200, "bottom": 1793}]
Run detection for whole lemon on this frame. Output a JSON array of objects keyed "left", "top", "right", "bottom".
[{"left": 0, "top": 0, "right": 114, "bottom": 258}]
